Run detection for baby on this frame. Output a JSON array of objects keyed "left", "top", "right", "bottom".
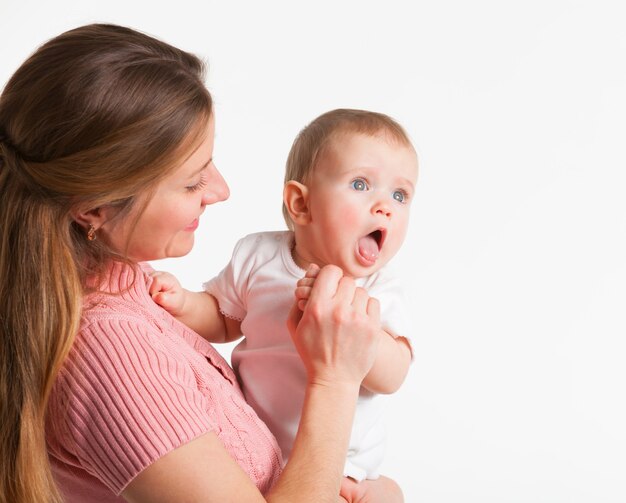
[{"left": 151, "top": 109, "right": 417, "bottom": 498}]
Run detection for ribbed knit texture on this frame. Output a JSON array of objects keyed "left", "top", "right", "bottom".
[{"left": 46, "top": 262, "right": 282, "bottom": 502}]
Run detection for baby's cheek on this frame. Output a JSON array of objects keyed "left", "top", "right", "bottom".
[
  {"left": 338, "top": 205, "right": 362, "bottom": 228},
  {"left": 389, "top": 218, "right": 410, "bottom": 252}
]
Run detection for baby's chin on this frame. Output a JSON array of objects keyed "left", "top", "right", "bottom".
[
  {"left": 339, "top": 258, "right": 389, "bottom": 279},
  {"left": 302, "top": 249, "right": 390, "bottom": 278}
]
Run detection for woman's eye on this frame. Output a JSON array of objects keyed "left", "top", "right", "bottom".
[
  {"left": 351, "top": 178, "right": 368, "bottom": 191},
  {"left": 393, "top": 190, "right": 406, "bottom": 203},
  {"left": 186, "top": 176, "right": 208, "bottom": 193}
]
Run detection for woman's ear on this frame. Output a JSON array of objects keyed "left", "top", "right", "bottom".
[
  {"left": 283, "top": 181, "right": 311, "bottom": 226},
  {"left": 71, "top": 206, "right": 109, "bottom": 231}
]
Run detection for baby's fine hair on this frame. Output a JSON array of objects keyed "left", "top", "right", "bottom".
[{"left": 282, "top": 108, "right": 413, "bottom": 229}]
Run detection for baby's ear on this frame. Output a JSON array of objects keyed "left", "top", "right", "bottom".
[{"left": 283, "top": 181, "right": 311, "bottom": 225}]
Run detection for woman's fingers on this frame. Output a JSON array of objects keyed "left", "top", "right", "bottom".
[
  {"left": 334, "top": 275, "right": 356, "bottom": 304},
  {"left": 297, "top": 266, "right": 377, "bottom": 322},
  {"left": 307, "top": 264, "right": 344, "bottom": 304},
  {"left": 289, "top": 264, "right": 381, "bottom": 385},
  {"left": 351, "top": 287, "right": 369, "bottom": 313},
  {"left": 366, "top": 296, "right": 381, "bottom": 327}
]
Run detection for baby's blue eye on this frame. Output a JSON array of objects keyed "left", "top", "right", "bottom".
[
  {"left": 351, "top": 178, "right": 368, "bottom": 191},
  {"left": 393, "top": 190, "right": 406, "bottom": 203}
]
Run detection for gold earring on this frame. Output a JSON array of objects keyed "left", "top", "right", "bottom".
[{"left": 87, "top": 224, "right": 97, "bottom": 241}]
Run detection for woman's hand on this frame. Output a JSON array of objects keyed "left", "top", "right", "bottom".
[{"left": 287, "top": 264, "right": 380, "bottom": 388}]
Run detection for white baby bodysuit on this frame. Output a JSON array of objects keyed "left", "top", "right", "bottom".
[{"left": 204, "top": 230, "right": 411, "bottom": 481}]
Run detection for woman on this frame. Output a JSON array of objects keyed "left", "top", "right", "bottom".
[{"left": 0, "top": 24, "right": 388, "bottom": 502}]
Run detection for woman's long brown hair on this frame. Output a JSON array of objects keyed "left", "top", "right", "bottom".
[{"left": 0, "top": 24, "right": 212, "bottom": 502}]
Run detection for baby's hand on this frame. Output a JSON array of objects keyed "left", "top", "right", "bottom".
[
  {"left": 295, "top": 263, "right": 320, "bottom": 310},
  {"left": 149, "top": 271, "right": 187, "bottom": 316}
]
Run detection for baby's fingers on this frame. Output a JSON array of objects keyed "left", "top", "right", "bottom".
[
  {"left": 151, "top": 291, "right": 170, "bottom": 308},
  {"left": 295, "top": 264, "right": 319, "bottom": 290},
  {"left": 303, "top": 263, "right": 320, "bottom": 279},
  {"left": 148, "top": 271, "right": 168, "bottom": 296},
  {"left": 294, "top": 265, "right": 320, "bottom": 311},
  {"left": 295, "top": 286, "right": 313, "bottom": 311},
  {"left": 296, "top": 277, "right": 316, "bottom": 289}
]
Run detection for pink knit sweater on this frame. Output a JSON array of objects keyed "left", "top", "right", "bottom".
[{"left": 46, "top": 263, "right": 282, "bottom": 502}]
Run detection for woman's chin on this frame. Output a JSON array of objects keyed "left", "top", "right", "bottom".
[{"left": 162, "top": 236, "right": 195, "bottom": 260}]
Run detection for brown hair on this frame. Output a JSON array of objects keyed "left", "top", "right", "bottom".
[
  {"left": 0, "top": 24, "right": 211, "bottom": 502},
  {"left": 282, "top": 108, "right": 413, "bottom": 229}
]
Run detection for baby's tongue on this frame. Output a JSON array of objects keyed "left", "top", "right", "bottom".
[{"left": 358, "top": 234, "right": 380, "bottom": 261}]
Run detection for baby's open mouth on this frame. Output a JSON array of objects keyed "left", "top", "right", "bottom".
[
  {"left": 370, "top": 229, "right": 384, "bottom": 249},
  {"left": 356, "top": 228, "right": 386, "bottom": 265}
]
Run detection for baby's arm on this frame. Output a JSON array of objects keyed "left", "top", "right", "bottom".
[
  {"left": 149, "top": 271, "right": 242, "bottom": 344},
  {"left": 360, "top": 329, "right": 411, "bottom": 394},
  {"left": 295, "top": 267, "right": 411, "bottom": 395}
]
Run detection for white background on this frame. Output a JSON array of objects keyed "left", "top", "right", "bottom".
[{"left": 2, "top": 1, "right": 625, "bottom": 501}]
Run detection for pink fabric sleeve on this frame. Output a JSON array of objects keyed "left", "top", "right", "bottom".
[{"left": 48, "top": 316, "right": 217, "bottom": 495}]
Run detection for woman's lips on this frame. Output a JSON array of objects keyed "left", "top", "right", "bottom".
[{"left": 185, "top": 218, "right": 199, "bottom": 231}]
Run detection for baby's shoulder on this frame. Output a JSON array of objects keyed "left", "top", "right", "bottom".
[{"left": 231, "top": 230, "right": 292, "bottom": 263}]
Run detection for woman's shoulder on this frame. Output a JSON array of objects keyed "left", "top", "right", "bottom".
[
  {"left": 52, "top": 285, "right": 217, "bottom": 433},
  {"left": 68, "top": 302, "right": 170, "bottom": 388},
  {"left": 47, "top": 306, "right": 221, "bottom": 496},
  {"left": 81, "top": 261, "right": 159, "bottom": 325}
]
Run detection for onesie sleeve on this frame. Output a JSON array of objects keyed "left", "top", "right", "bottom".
[
  {"left": 47, "top": 316, "right": 217, "bottom": 495},
  {"left": 203, "top": 235, "right": 255, "bottom": 321},
  {"left": 364, "top": 268, "right": 414, "bottom": 357}
]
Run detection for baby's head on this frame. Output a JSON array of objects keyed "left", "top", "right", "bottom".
[{"left": 283, "top": 109, "right": 418, "bottom": 278}]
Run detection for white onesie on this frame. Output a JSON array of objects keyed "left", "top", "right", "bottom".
[{"left": 204, "top": 231, "right": 411, "bottom": 481}]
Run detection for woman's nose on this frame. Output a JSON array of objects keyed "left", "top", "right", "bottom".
[{"left": 202, "top": 164, "right": 230, "bottom": 204}]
